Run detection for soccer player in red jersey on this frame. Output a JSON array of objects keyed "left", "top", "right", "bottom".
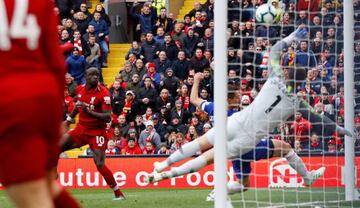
[
  {"left": 0, "top": 0, "right": 80, "bottom": 207},
  {"left": 62, "top": 67, "right": 126, "bottom": 200}
]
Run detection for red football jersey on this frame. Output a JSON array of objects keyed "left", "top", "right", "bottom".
[
  {"left": 76, "top": 84, "right": 112, "bottom": 129},
  {"left": 0, "top": 0, "right": 65, "bottom": 84}
]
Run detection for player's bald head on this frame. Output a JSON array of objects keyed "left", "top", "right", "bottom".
[{"left": 86, "top": 67, "right": 99, "bottom": 76}]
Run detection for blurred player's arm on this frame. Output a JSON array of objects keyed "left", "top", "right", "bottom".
[
  {"left": 190, "top": 72, "right": 206, "bottom": 107},
  {"left": 298, "top": 100, "right": 352, "bottom": 137},
  {"left": 269, "top": 25, "right": 308, "bottom": 77}
]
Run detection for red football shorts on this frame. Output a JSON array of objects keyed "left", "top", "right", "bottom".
[
  {"left": 0, "top": 74, "right": 63, "bottom": 187},
  {"left": 68, "top": 125, "right": 108, "bottom": 151}
]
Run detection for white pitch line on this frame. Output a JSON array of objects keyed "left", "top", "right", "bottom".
[{"left": 257, "top": 201, "right": 322, "bottom": 208}]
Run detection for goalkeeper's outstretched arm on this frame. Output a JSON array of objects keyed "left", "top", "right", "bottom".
[{"left": 298, "top": 100, "right": 352, "bottom": 138}]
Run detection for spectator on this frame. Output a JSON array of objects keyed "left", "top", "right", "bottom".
[
  {"left": 183, "top": 14, "right": 192, "bottom": 32},
  {"left": 291, "top": 111, "right": 312, "bottom": 148},
  {"left": 183, "top": 27, "right": 200, "bottom": 58},
  {"left": 154, "top": 7, "right": 173, "bottom": 33},
  {"left": 138, "top": 76, "right": 158, "bottom": 114},
  {"left": 117, "top": 114, "right": 130, "bottom": 138},
  {"left": 126, "top": 41, "right": 143, "bottom": 60},
  {"left": 160, "top": 34, "right": 179, "bottom": 61},
  {"left": 65, "top": 73, "right": 77, "bottom": 97},
  {"left": 126, "top": 73, "right": 142, "bottom": 96},
  {"left": 203, "top": 0, "right": 214, "bottom": 20},
  {"left": 143, "top": 141, "right": 156, "bottom": 154},
  {"left": 66, "top": 47, "right": 86, "bottom": 85},
  {"left": 155, "top": 88, "right": 174, "bottom": 112},
  {"left": 154, "top": 51, "right": 172, "bottom": 74},
  {"left": 327, "top": 139, "right": 337, "bottom": 153},
  {"left": 82, "top": 24, "right": 96, "bottom": 43},
  {"left": 63, "top": 18, "right": 77, "bottom": 38},
  {"left": 296, "top": 10, "right": 309, "bottom": 26},
  {"left": 187, "top": 1, "right": 204, "bottom": 19},
  {"left": 121, "top": 90, "right": 139, "bottom": 122},
  {"left": 139, "top": 120, "right": 161, "bottom": 151},
  {"left": 172, "top": 51, "right": 191, "bottom": 81},
  {"left": 190, "top": 48, "right": 210, "bottom": 73},
  {"left": 133, "top": 59, "right": 147, "bottom": 78},
  {"left": 172, "top": 23, "right": 186, "bottom": 45},
  {"left": 142, "top": 32, "right": 162, "bottom": 62},
  {"left": 121, "top": 137, "right": 142, "bottom": 155},
  {"left": 166, "top": 128, "right": 178, "bottom": 149},
  {"left": 111, "top": 126, "right": 129, "bottom": 150},
  {"left": 85, "top": 35, "right": 101, "bottom": 70},
  {"left": 72, "top": 30, "right": 85, "bottom": 56},
  {"left": 170, "top": 133, "right": 188, "bottom": 153},
  {"left": 109, "top": 80, "right": 126, "bottom": 115},
  {"left": 64, "top": 88, "right": 74, "bottom": 115},
  {"left": 130, "top": 1, "right": 157, "bottom": 34},
  {"left": 295, "top": 40, "right": 317, "bottom": 67},
  {"left": 170, "top": 99, "right": 191, "bottom": 125},
  {"left": 294, "top": 140, "right": 303, "bottom": 153},
  {"left": 73, "top": 12, "right": 89, "bottom": 35},
  {"left": 191, "top": 11, "right": 206, "bottom": 37},
  {"left": 198, "top": 28, "right": 214, "bottom": 52},
  {"left": 189, "top": 116, "right": 203, "bottom": 136},
  {"left": 175, "top": 84, "right": 194, "bottom": 113},
  {"left": 157, "top": 143, "right": 170, "bottom": 155},
  {"left": 186, "top": 125, "right": 199, "bottom": 142},
  {"left": 105, "top": 140, "right": 120, "bottom": 156},
  {"left": 89, "top": 11, "right": 109, "bottom": 67},
  {"left": 143, "top": 63, "right": 161, "bottom": 87},
  {"left": 134, "top": 115, "right": 146, "bottom": 134},
  {"left": 120, "top": 61, "right": 135, "bottom": 82},
  {"left": 307, "top": 133, "right": 323, "bottom": 151},
  {"left": 76, "top": 3, "right": 92, "bottom": 22},
  {"left": 154, "top": 27, "right": 165, "bottom": 45},
  {"left": 93, "top": 4, "right": 111, "bottom": 27},
  {"left": 142, "top": 107, "right": 154, "bottom": 124},
  {"left": 199, "top": 68, "right": 214, "bottom": 99},
  {"left": 153, "top": 113, "right": 167, "bottom": 142},
  {"left": 161, "top": 68, "right": 180, "bottom": 97}
]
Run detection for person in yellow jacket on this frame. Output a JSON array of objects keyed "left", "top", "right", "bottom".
[{"left": 152, "top": 0, "right": 166, "bottom": 15}]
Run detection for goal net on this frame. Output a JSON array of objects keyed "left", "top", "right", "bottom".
[{"left": 216, "top": 0, "right": 360, "bottom": 207}]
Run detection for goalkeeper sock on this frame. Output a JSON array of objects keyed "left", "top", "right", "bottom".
[
  {"left": 159, "top": 140, "right": 201, "bottom": 170},
  {"left": 285, "top": 149, "right": 309, "bottom": 179},
  {"left": 227, "top": 181, "right": 245, "bottom": 194},
  {"left": 54, "top": 190, "right": 80, "bottom": 208},
  {"left": 170, "top": 155, "right": 207, "bottom": 177}
]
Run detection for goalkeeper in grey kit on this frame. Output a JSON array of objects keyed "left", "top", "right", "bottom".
[{"left": 145, "top": 26, "right": 353, "bottom": 184}]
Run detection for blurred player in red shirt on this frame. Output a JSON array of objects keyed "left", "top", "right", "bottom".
[
  {"left": 62, "top": 67, "right": 125, "bottom": 200},
  {"left": 0, "top": 0, "right": 79, "bottom": 207}
]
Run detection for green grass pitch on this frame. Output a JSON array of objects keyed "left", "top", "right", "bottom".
[{"left": 1, "top": 188, "right": 359, "bottom": 207}]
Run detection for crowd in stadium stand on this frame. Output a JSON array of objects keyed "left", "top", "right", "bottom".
[{"left": 57, "top": 0, "right": 360, "bottom": 156}]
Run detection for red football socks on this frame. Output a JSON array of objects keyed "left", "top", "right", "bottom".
[
  {"left": 54, "top": 190, "right": 81, "bottom": 208},
  {"left": 98, "top": 165, "right": 117, "bottom": 189}
]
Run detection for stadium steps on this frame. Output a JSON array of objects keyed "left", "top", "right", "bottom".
[
  {"left": 177, "top": 0, "right": 207, "bottom": 20},
  {"left": 102, "top": 44, "right": 131, "bottom": 84}
]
